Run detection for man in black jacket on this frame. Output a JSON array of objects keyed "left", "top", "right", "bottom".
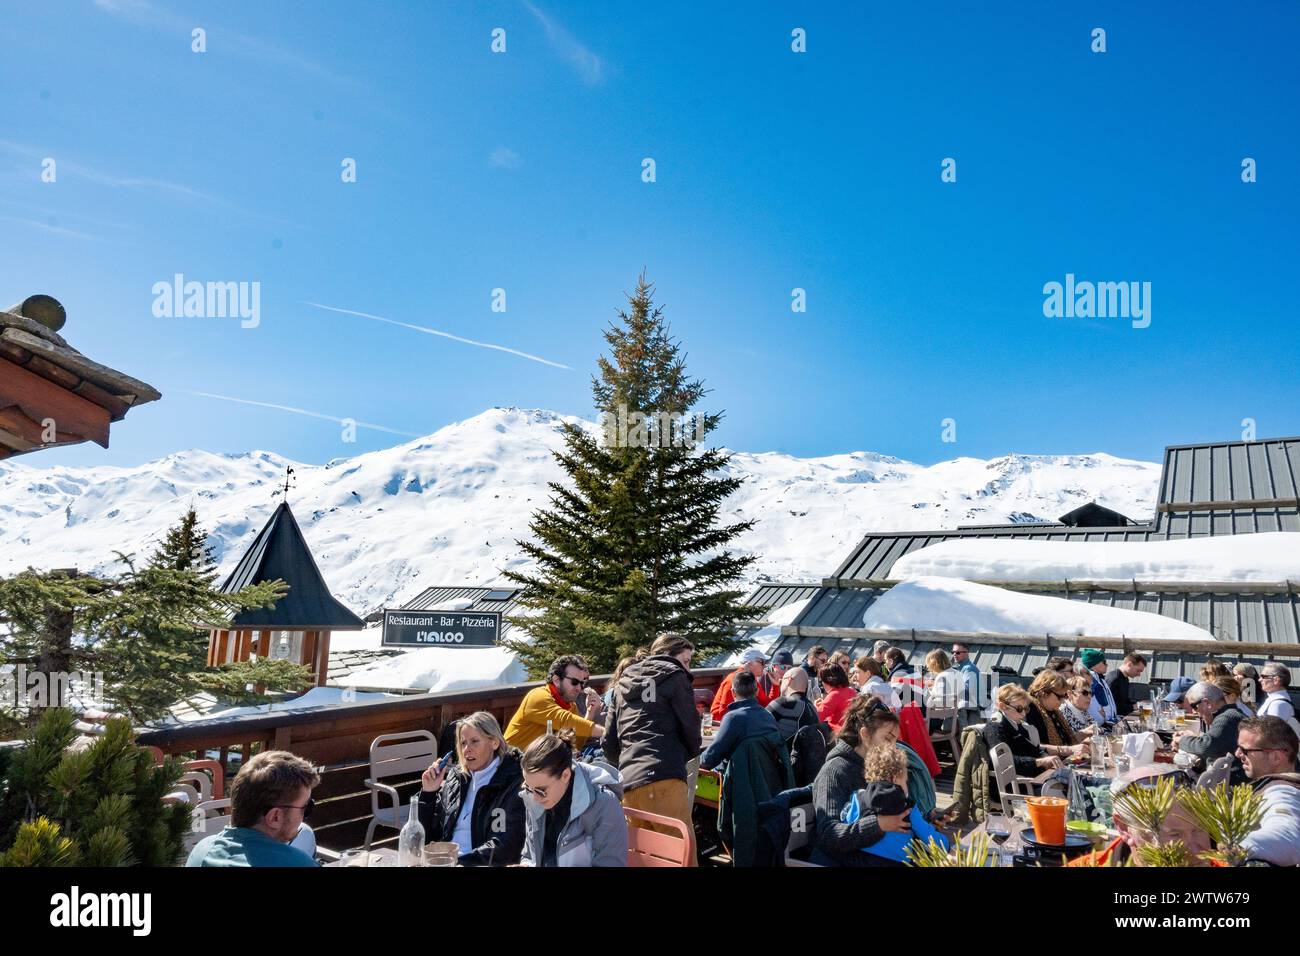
[
  {"left": 1105, "top": 652, "right": 1147, "bottom": 717},
  {"left": 603, "top": 633, "right": 702, "bottom": 838}
]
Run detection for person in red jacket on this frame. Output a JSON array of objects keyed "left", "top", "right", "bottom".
[
  {"left": 710, "top": 649, "right": 779, "bottom": 723},
  {"left": 815, "top": 664, "right": 857, "bottom": 733}
]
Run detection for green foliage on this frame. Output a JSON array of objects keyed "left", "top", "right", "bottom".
[
  {"left": 0, "top": 816, "right": 80, "bottom": 867},
  {"left": 504, "top": 276, "right": 756, "bottom": 675},
  {"left": 1179, "top": 782, "right": 1265, "bottom": 867},
  {"left": 1135, "top": 840, "right": 1193, "bottom": 867},
  {"left": 1113, "top": 774, "right": 1178, "bottom": 837},
  {"left": 0, "top": 709, "right": 190, "bottom": 867},
  {"left": 0, "top": 505, "right": 288, "bottom": 723},
  {"left": 195, "top": 658, "right": 315, "bottom": 702},
  {"left": 905, "top": 832, "right": 995, "bottom": 867}
]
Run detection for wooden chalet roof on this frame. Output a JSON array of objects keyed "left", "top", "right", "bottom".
[{"left": 0, "top": 298, "right": 161, "bottom": 460}]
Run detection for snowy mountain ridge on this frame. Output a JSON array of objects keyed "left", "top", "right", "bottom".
[{"left": 0, "top": 407, "right": 1162, "bottom": 615}]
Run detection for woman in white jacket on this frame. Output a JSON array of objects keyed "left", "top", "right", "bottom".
[{"left": 518, "top": 729, "right": 628, "bottom": 867}]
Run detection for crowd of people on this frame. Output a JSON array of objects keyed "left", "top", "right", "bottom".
[{"left": 185, "top": 639, "right": 1300, "bottom": 869}]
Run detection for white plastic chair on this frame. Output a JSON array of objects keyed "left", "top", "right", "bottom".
[
  {"left": 364, "top": 730, "right": 437, "bottom": 849},
  {"left": 928, "top": 705, "right": 961, "bottom": 759},
  {"left": 182, "top": 797, "right": 233, "bottom": 854},
  {"left": 989, "top": 742, "right": 1044, "bottom": 807}
]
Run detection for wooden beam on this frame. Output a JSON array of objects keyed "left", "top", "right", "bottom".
[
  {"left": 823, "top": 578, "right": 1300, "bottom": 595},
  {"left": 316, "top": 631, "right": 332, "bottom": 687},
  {"left": 0, "top": 356, "right": 110, "bottom": 448},
  {"left": 783, "top": 624, "right": 1300, "bottom": 659},
  {"left": 1159, "top": 497, "right": 1300, "bottom": 513}
]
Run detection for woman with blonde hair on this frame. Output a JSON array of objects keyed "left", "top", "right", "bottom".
[
  {"left": 981, "top": 684, "right": 1084, "bottom": 777},
  {"left": 417, "top": 710, "right": 526, "bottom": 865}
]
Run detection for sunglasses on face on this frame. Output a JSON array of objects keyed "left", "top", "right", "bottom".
[
  {"left": 563, "top": 675, "right": 589, "bottom": 689},
  {"left": 273, "top": 798, "right": 314, "bottom": 820},
  {"left": 1236, "top": 745, "right": 1285, "bottom": 757},
  {"left": 1007, "top": 704, "right": 1026, "bottom": 715},
  {"left": 520, "top": 782, "right": 552, "bottom": 799}
]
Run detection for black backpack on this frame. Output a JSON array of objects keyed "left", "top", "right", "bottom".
[{"left": 789, "top": 723, "right": 828, "bottom": 788}]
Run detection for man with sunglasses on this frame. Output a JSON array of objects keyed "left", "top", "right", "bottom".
[
  {"left": 187, "top": 750, "right": 320, "bottom": 867},
  {"left": 505, "top": 654, "right": 605, "bottom": 752},
  {"left": 1236, "top": 716, "right": 1300, "bottom": 866}
]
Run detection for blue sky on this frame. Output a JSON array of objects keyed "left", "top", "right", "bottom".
[{"left": 4, "top": 0, "right": 1298, "bottom": 469}]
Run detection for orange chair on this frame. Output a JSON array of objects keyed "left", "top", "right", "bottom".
[
  {"left": 182, "top": 759, "right": 226, "bottom": 800},
  {"left": 623, "top": 807, "right": 695, "bottom": 867}
]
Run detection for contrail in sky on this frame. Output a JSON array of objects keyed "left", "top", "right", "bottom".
[
  {"left": 306, "top": 301, "right": 572, "bottom": 370},
  {"left": 176, "top": 389, "right": 421, "bottom": 437}
]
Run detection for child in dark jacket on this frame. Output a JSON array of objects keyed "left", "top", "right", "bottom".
[{"left": 841, "top": 746, "right": 947, "bottom": 866}]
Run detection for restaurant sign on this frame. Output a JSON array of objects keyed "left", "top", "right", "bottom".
[{"left": 381, "top": 609, "right": 501, "bottom": 648}]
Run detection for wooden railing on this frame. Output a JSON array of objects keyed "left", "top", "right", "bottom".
[{"left": 137, "top": 668, "right": 732, "bottom": 851}]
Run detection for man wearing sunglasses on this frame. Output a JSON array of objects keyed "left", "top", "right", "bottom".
[
  {"left": 1236, "top": 716, "right": 1300, "bottom": 867},
  {"left": 187, "top": 750, "right": 320, "bottom": 867},
  {"left": 505, "top": 654, "right": 605, "bottom": 752}
]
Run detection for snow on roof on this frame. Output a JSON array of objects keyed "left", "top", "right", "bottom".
[
  {"left": 334, "top": 645, "right": 527, "bottom": 693},
  {"left": 889, "top": 531, "right": 1300, "bottom": 584},
  {"left": 862, "top": 576, "right": 1217, "bottom": 642},
  {"left": 717, "top": 596, "right": 815, "bottom": 667},
  {"left": 161, "top": 686, "right": 399, "bottom": 725}
]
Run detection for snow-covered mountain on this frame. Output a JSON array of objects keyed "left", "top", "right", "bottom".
[{"left": 0, "top": 407, "right": 1162, "bottom": 614}]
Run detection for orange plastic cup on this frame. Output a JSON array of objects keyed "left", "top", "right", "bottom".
[{"left": 1026, "top": 796, "right": 1067, "bottom": 845}]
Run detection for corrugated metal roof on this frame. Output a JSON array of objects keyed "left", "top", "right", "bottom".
[
  {"left": 741, "top": 583, "right": 821, "bottom": 613},
  {"left": 1155, "top": 437, "right": 1300, "bottom": 535},
  {"left": 220, "top": 502, "right": 365, "bottom": 630},
  {"left": 399, "top": 585, "right": 525, "bottom": 637}
]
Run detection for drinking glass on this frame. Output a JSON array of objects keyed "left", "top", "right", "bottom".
[{"left": 341, "top": 849, "right": 369, "bottom": 867}]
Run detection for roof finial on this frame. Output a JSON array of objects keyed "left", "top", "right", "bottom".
[{"left": 278, "top": 465, "right": 296, "bottom": 502}]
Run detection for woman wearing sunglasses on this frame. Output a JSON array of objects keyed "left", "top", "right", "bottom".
[
  {"left": 516, "top": 729, "right": 628, "bottom": 867},
  {"left": 982, "top": 684, "right": 1085, "bottom": 777},
  {"left": 1060, "top": 676, "right": 1101, "bottom": 738}
]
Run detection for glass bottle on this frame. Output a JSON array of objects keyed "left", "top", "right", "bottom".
[{"left": 397, "top": 793, "right": 425, "bottom": 867}]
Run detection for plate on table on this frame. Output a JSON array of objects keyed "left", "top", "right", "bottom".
[{"left": 1022, "top": 828, "right": 1092, "bottom": 850}]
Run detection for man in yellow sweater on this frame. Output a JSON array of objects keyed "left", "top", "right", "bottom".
[{"left": 505, "top": 654, "right": 604, "bottom": 751}]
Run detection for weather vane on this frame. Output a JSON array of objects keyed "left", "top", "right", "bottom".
[{"left": 275, "top": 465, "right": 296, "bottom": 501}]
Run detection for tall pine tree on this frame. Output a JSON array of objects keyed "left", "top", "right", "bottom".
[{"left": 504, "top": 275, "right": 755, "bottom": 675}]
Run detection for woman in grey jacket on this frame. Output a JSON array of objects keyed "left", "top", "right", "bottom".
[{"left": 518, "top": 730, "right": 628, "bottom": 867}]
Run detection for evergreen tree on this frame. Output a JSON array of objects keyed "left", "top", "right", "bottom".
[
  {"left": 149, "top": 503, "right": 218, "bottom": 581},
  {"left": 0, "top": 508, "right": 311, "bottom": 725},
  {"left": 0, "top": 708, "right": 191, "bottom": 866},
  {"left": 504, "top": 275, "right": 755, "bottom": 675}
]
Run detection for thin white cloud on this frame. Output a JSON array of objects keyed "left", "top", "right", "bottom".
[
  {"left": 488, "top": 146, "right": 524, "bottom": 170},
  {"left": 92, "top": 0, "right": 351, "bottom": 85},
  {"left": 521, "top": 0, "right": 603, "bottom": 85},
  {"left": 306, "top": 301, "right": 572, "bottom": 371},
  {"left": 0, "top": 215, "right": 96, "bottom": 240},
  {"left": 176, "top": 389, "right": 421, "bottom": 438},
  {"left": 0, "top": 139, "right": 286, "bottom": 223}
]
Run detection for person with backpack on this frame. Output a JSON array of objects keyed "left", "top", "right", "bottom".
[{"left": 768, "top": 666, "right": 826, "bottom": 786}]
